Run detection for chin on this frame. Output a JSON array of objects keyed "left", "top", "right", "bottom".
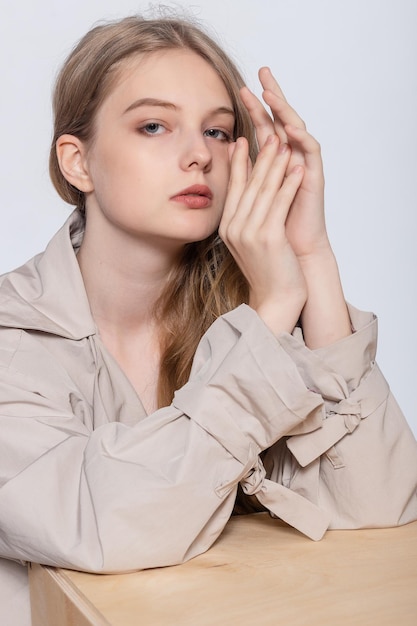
[
  {"left": 180, "top": 228, "right": 218, "bottom": 245},
  {"left": 173, "top": 218, "right": 220, "bottom": 244}
]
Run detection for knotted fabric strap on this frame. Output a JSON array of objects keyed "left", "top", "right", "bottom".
[
  {"left": 286, "top": 364, "right": 390, "bottom": 467},
  {"left": 240, "top": 461, "right": 330, "bottom": 541}
]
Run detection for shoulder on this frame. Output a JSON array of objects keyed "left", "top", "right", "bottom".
[{"left": 0, "top": 210, "right": 95, "bottom": 341}]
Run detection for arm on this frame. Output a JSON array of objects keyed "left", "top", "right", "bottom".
[
  {"left": 0, "top": 308, "right": 325, "bottom": 573},
  {"left": 238, "top": 68, "right": 352, "bottom": 348},
  {"left": 264, "top": 304, "right": 417, "bottom": 529},
  {"left": 220, "top": 70, "right": 417, "bottom": 529}
]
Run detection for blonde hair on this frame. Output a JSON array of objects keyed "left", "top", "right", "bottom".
[{"left": 50, "top": 15, "right": 256, "bottom": 406}]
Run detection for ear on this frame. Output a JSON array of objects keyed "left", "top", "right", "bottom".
[{"left": 55, "top": 135, "right": 94, "bottom": 193}]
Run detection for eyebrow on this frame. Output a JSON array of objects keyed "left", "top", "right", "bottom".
[{"left": 123, "top": 97, "right": 235, "bottom": 118}]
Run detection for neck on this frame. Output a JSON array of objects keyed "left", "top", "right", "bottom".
[
  {"left": 76, "top": 208, "right": 187, "bottom": 413},
  {"left": 77, "top": 216, "right": 182, "bottom": 338}
]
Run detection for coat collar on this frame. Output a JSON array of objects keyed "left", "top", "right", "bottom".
[{"left": 0, "top": 209, "right": 96, "bottom": 340}]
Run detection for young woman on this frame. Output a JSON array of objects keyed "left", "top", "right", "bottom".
[{"left": 1, "top": 15, "right": 416, "bottom": 625}]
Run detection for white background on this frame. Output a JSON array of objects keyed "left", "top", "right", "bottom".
[{"left": 0, "top": 0, "right": 416, "bottom": 434}]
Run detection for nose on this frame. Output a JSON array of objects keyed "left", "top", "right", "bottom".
[{"left": 179, "top": 131, "right": 212, "bottom": 172}]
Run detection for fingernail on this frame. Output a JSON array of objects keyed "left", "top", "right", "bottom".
[
  {"left": 266, "top": 135, "right": 276, "bottom": 145},
  {"left": 279, "top": 143, "right": 288, "bottom": 154}
]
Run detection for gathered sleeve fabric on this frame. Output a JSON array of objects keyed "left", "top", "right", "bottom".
[
  {"left": 260, "top": 304, "right": 417, "bottom": 530},
  {"left": 1, "top": 299, "right": 416, "bottom": 582},
  {"left": 0, "top": 305, "right": 325, "bottom": 574}
]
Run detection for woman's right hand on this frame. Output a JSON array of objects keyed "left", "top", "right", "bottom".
[{"left": 219, "top": 134, "right": 307, "bottom": 336}]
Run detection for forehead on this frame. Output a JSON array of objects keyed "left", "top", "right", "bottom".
[{"left": 103, "top": 49, "right": 233, "bottom": 111}]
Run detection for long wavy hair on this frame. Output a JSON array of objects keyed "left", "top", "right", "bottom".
[{"left": 49, "top": 15, "right": 257, "bottom": 407}]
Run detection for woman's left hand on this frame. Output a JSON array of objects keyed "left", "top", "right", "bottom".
[{"left": 240, "top": 67, "right": 331, "bottom": 262}]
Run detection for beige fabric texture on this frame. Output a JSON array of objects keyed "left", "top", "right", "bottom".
[{"left": 1, "top": 210, "right": 416, "bottom": 625}]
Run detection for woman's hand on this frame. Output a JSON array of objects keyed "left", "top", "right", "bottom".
[
  {"left": 219, "top": 134, "right": 307, "bottom": 336},
  {"left": 240, "top": 67, "right": 330, "bottom": 263},
  {"left": 232, "top": 67, "right": 352, "bottom": 348}
]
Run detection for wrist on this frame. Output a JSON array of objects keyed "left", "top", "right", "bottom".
[
  {"left": 297, "top": 242, "right": 336, "bottom": 275},
  {"left": 299, "top": 252, "right": 352, "bottom": 348},
  {"left": 251, "top": 291, "right": 306, "bottom": 336}
]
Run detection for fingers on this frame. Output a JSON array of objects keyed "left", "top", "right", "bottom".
[
  {"left": 220, "top": 135, "right": 303, "bottom": 242},
  {"left": 258, "top": 66, "right": 286, "bottom": 99},
  {"left": 240, "top": 85, "right": 287, "bottom": 146},
  {"left": 221, "top": 135, "right": 285, "bottom": 230},
  {"left": 240, "top": 66, "right": 309, "bottom": 153},
  {"left": 219, "top": 136, "right": 306, "bottom": 336},
  {"left": 221, "top": 137, "right": 250, "bottom": 225},
  {"left": 284, "top": 124, "right": 323, "bottom": 176},
  {"left": 262, "top": 87, "right": 306, "bottom": 132},
  {"left": 236, "top": 139, "right": 291, "bottom": 230}
]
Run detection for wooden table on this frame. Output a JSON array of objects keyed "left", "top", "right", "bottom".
[{"left": 29, "top": 514, "right": 417, "bottom": 626}]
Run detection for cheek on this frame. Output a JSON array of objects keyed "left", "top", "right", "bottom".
[
  {"left": 88, "top": 142, "right": 144, "bottom": 192},
  {"left": 214, "top": 143, "right": 232, "bottom": 178},
  {"left": 216, "top": 155, "right": 232, "bottom": 201}
]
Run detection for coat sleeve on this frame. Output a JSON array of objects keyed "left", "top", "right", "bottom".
[
  {"left": 0, "top": 305, "right": 325, "bottom": 573},
  {"left": 261, "top": 304, "right": 417, "bottom": 530}
]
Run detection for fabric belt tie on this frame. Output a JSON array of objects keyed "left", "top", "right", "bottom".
[
  {"left": 240, "top": 462, "right": 330, "bottom": 541},
  {"left": 286, "top": 364, "right": 390, "bottom": 467}
]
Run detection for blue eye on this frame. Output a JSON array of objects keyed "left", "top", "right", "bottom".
[
  {"left": 204, "top": 128, "right": 231, "bottom": 141},
  {"left": 140, "top": 123, "right": 165, "bottom": 135}
]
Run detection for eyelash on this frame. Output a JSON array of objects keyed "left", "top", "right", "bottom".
[
  {"left": 203, "top": 128, "right": 232, "bottom": 142},
  {"left": 138, "top": 123, "right": 232, "bottom": 142},
  {"left": 139, "top": 122, "right": 165, "bottom": 136}
]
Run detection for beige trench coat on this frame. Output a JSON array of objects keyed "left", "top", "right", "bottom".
[{"left": 1, "top": 210, "right": 417, "bottom": 625}]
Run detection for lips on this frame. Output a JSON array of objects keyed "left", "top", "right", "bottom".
[{"left": 170, "top": 185, "right": 213, "bottom": 209}]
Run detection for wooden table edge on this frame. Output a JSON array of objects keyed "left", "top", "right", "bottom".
[{"left": 29, "top": 562, "right": 111, "bottom": 626}]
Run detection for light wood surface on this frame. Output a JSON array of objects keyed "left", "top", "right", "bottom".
[{"left": 29, "top": 514, "right": 417, "bottom": 626}]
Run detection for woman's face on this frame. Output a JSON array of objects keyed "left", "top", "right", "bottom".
[{"left": 83, "top": 49, "right": 235, "bottom": 248}]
